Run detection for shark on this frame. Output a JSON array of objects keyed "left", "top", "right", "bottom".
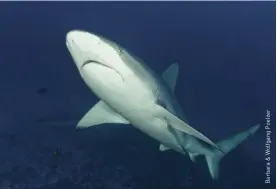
[{"left": 65, "top": 30, "right": 260, "bottom": 180}]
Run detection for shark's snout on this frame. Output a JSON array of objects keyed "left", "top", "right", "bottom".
[
  {"left": 66, "top": 30, "right": 105, "bottom": 69},
  {"left": 66, "top": 30, "right": 101, "bottom": 51},
  {"left": 66, "top": 30, "right": 88, "bottom": 43}
]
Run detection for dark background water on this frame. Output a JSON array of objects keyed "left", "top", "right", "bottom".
[{"left": 0, "top": 1, "right": 275, "bottom": 189}]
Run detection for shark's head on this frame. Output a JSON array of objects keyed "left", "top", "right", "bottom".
[{"left": 66, "top": 30, "right": 123, "bottom": 72}]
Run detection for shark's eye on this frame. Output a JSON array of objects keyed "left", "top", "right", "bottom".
[{"left": 116, "top": 48, "right": 122, "bottom": 55}]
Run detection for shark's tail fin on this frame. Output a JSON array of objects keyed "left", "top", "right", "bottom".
[{"left": 205, "top": 124, "right": 260, "bottom": 180}]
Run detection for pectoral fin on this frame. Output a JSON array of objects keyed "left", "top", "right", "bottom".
[
  {"left": 77, "top": 101, "right": 129, "bottom": 130},
  {"left": 155, "top": 105, "right": 223, "bottom": 152}
]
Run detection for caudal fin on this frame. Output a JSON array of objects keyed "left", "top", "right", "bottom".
[{"left": 205, "top": 124, "right": 260, "bottom": 180}]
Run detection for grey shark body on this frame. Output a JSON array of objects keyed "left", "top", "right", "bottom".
[{"left": 65, "top": 30, "right": 260, "bottom": 180}]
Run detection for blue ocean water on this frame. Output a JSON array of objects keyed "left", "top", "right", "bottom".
[{"left": 0, "top": 1, "right": 275, "bottom": 189}]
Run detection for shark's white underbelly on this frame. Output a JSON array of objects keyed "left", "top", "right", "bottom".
[
  {"left": 81, "top": 63, "right": 181, "bottom": 150},
  {"left": 128, "top": 110, "right": 182, "bottom": 150},
  {"left": 81, "top": 63, "right": 157, "bottom": 110}
]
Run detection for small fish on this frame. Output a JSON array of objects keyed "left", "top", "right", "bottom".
[
  {"left": 37, "top": 88, "right": 48, "bottom": 95},
  {"left": 53, "top": 148, "right": 62, "bottom": 159}
]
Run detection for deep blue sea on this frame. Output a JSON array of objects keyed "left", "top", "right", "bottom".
[{"left": 0, "top": 1, "right": 275, "bottom": 189}]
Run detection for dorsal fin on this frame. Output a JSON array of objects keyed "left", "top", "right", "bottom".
[
  {"left": 162, "top": 63, "right": 179, "bottom": 92},
  {"left": 77, "top": 100, "right": 129, "bottom": 130}
]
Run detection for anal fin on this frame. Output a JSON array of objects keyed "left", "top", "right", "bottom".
[
  {"left": 159, "top": 144, "right": 170, "bottom": 151},
  {"left": 189, "top": 153, "right": 198, "bottom": 163}
]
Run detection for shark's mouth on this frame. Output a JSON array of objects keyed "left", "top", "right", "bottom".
[
  {"left": 81, "top": 59, "right": 103, "bottom": 69},
  {"left": 81, "top": 59, "right": 124, "bottom": 81}
]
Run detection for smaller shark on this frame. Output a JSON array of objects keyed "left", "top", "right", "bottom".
[{"left": 64, "top": 30, "right": 260, "bottom": 180}]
